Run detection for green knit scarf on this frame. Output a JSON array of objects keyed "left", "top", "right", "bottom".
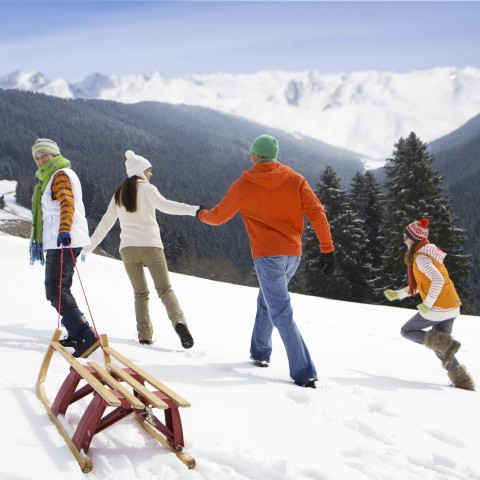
[{"left": 30, "top": 155, "right": 71, "bottom": 264}]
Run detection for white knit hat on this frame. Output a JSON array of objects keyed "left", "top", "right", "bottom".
[
  {"left": 125, "top": 150, "right": 152, "bottom": 178},
  {"left": 32, "top": 138, "right": 60, "bottom": 158}
]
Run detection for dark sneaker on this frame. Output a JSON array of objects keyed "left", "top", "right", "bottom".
[
  {"left": 175, "top": 323, "right": 194, "bottom": 349},
  {"left": 59, "top": 335, "right": 76, "bottom": 348},
  {"left": 73, "top": 328, "right": 100, "bottom": 358},
  {"left": 302, "top": 380, "right": 317, "bottom": 389},
  {"left": 251, "top": 357, "right": 269, "bottom": 368},
  {"left": 139, "top": 339, "right": 153, "bottom": 345}
]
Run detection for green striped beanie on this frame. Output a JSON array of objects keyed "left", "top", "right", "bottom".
[{"left": 32, "top": 138, "right": 60, "bottom": 158}]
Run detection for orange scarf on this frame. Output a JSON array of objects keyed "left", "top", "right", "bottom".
[{"left": 407, "top": 239, "right": 430, "bottom": 296}]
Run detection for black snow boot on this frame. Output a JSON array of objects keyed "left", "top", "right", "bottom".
[
  {"left": 61, "top": 308, "right": 99, "bottom": 358},
  {"left": 74, "top": 327, "right": 100, "bottom": 358},
  {"left": 175, "top": 322, "right": 194, "bottom": 349},
  {"left": 59, "top": 335, "right": 76, "bottom": 348}
]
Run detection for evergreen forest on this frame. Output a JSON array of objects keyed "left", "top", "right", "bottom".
[{"left": 0, "top": 90, "right": 479, "bottom": 314}]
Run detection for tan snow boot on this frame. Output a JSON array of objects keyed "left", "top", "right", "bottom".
[
  {"left": 424, "top": 329, "right": 460, "bottom": 368},
  {"left": 447, "top": 365, "right": 475, "bottom": 391}
]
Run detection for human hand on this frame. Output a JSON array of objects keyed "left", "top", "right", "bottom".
[
  {"left": 319, "top": 252, "right": 337, "bottom": 276},
  {"left": 384, "top": 289, "right": 400, "bottom": 301},
  {"left": 57, "top": 232, "right": 71, "bottom": 247},
  {"left": 417, "top": 303, "right": 431, "bottom": 315},
  {"left": 196, "top": 205, "right": 205, "bottom": 219}
]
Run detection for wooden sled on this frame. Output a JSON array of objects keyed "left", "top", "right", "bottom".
[{"left": 36, "top": 329, "right": 195, "bottom": 473}]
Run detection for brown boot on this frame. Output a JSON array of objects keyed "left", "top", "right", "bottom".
[
  {"left": 424, "top": 329, "right": 460, "bottom": 368},
  {"left": 447, "top": 365, "right": 475, "bottom": 391}
]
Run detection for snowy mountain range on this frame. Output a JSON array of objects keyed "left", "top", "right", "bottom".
[{"left": 2, "top": 67, "right": 480, "bottom": 161}]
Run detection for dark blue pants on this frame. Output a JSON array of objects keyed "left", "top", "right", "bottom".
[{"left": 45, "top": 248, "right": 81, "bottom": 316}]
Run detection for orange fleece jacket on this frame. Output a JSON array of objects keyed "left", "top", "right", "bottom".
[{"left": 199, "top": 162, "right": 334, "bottom": 258}]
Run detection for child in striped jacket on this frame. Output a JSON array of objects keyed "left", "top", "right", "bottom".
[{"left": 384, "top": 218, "right": 474, "bottom": 391}]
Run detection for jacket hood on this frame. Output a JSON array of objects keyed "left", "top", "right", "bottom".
[
  {"left": 417, "top": 244, "right": 447, "bottom": 264},
  {"left": 241, "top": 162, "right": 294, "bottom": 190}
]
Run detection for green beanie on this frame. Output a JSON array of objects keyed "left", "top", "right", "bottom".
[{"left": 250, "top": 135, "right": 279, "bottom": 159}]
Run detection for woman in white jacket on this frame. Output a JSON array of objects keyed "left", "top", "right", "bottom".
[{"left": 83, "top": 150, "right": 199, "bottom": 348}]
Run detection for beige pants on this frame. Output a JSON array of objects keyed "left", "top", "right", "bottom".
[{"left": 120, "top": 246, "right": 186, "bottom": 342}]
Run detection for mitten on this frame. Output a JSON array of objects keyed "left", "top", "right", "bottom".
[
  {"left": 57, "top": 232, "right": 71, "bottom": 247},
  {"left": 417, "top": 303, "right": 431, "bottom": 315},
  {"left": 384, "top": 289, "right": 400, "bottom": 301}
]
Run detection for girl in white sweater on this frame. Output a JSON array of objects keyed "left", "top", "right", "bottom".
[{"left": 83, "top": 150, "right": 199, "bottom": 348}]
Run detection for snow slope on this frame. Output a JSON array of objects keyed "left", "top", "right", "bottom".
[
  {"left": 1, "top": 231, "right": 480, "bottom": 480},
  {"left": 0, "top": 180, "right": 31, "bottom": 222},
  {"left": 2, "top": 67, "right": 480, "bottom": 161}
]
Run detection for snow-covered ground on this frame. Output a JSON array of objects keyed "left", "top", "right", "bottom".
[
  {"left": 1, "top": 230, "right": 480, "bottom": 480},
  {"left": 0, "top": 180, "right": 31, "bottom": 222}
]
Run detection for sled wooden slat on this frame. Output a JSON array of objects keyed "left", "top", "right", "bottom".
[
  {"left": 37, "top": 329, "right": 120, "bottom": 407},
  {"left": 87, "top": 361, "right": 144, "bottom": 409},
  {"left": 102, "top": 340, "right": 191, "bottom": 408},
  {"left": 106, "top": 363, "right": 168, "bottom": 409},
  {"left": 52, "top": 344, "right": 121, "bottom": 407}
]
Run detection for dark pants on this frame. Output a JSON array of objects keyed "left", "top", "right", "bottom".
[{"left": 45, "top": 247, "right": 81, "bottom": 315}]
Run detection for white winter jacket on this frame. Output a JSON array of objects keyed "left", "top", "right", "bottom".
[
  {"left": 83, "top": 180, "right": 198, "bottom": 254},
  {"left": 41, "top": 168, "right": 90, "bottom": 250}
]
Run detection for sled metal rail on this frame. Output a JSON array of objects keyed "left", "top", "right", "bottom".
[{"left": 36, "top": 329, "right": 195, "bottom": 473}]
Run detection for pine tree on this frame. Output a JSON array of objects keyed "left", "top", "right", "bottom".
[
  {"left": 349, "top": 171, "right": 384, "bottom": 268},
  {"left": 380, "top": 132, "right": 471, "bottom": 308},
  {"left": 304, "top": 166, "right": 374, "bottom": 303},
  {"left": 349, "top": 171, "right": 385, "bottom": 301}
]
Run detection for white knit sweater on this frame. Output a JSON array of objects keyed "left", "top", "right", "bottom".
[{"left": 83, "top": 180, "right": 198, "bottom": 254}]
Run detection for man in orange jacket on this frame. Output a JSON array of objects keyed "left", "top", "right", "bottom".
[{"left": 197, "top": 134, "right": 336, "bottom": 388}]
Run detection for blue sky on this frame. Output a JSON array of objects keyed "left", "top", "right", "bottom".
[{"left": 0, "top": 1, "right": 479, "bottom": 79}]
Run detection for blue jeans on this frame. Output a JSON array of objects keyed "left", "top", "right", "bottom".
[{"left": 250, "top": 256, "right": 317, "bottom": 385}]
